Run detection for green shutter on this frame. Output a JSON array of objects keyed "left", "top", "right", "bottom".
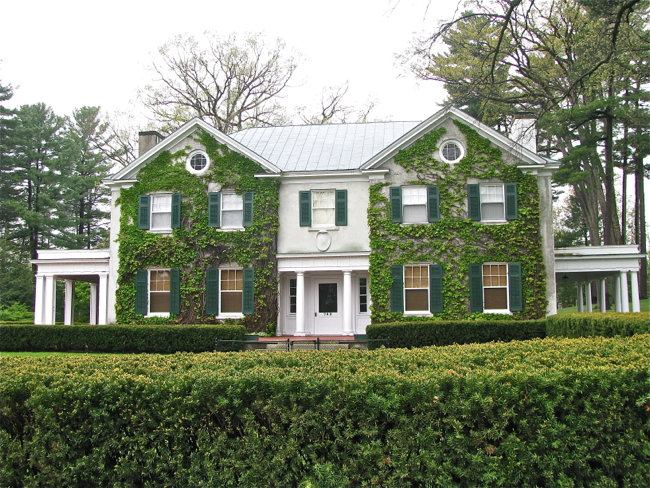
[
  {"left": 468, "top": 184, "right": 481, "bottom": 221},
  {"left": 243, "top": 192, "right": 254, "bottom": 227},
  {"left": 208, "top": 192, "right": 220, "bottom": 228},
  {"left": 469, "top": 264, "right": 484, "bottom": 313},
  {"left": 428, "top": 186, "right": 440, "bottom": 223},
  {"left": 205, "top": 268, "right": 219, "bottom": 315},
  {"left": 335, "top": 189, "right": 348, "bottom": 226},
  {"left": 299, "top": 191, "right": 311, "bottom": 227},
  {"left": 390, "top": 265, "right": 404, "bottom": 313},
  {"left": 171, "top": 193, "right": 181, "bottom": 229},
  {"left": 170, "top": 268, "right": 180, "bottom": 314},
  {"left": 429, "top": 264, "right": 443, "bottom": 313},
  {"left": 505, "top": 183, "right": 518, "bottom": 221},
  {"left": 138, "top": 195, "right": 150, "bottom": 230},
  {"left": 242, "top": 268, "right": 255, "bottom": 315},
  {"left": 509, "top": 262, "right": 523, "bottom": 312},
  {"left": 390, "top": 187, "right": 402, "bottom": 223},
  {"left": 135, "top": 270, "right": 148, "bottom": 314}
]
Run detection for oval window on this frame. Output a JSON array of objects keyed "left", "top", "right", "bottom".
[{"left": 440, "top": 141, "right": 463, "bottom": 163}]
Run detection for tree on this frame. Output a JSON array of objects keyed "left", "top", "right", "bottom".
[
  {"left": 56, "top": 107, "right": 112, "bottom": 249},
  {"left": 0, "top": 79, "right": 18, "bottom": 238},
  {"left": 297, "top": 82, "right": 376, "bottom": 124},
  {"left": 140, "top": 31, "right": 298, "bottom": 134}
]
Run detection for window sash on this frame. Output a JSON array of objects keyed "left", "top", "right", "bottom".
[
  {"left": 289, "top": 278, "right": 297, "bottom": 314},
  {"left": 149, "top": 269, "right": 170, "bottom": 313},
  {"left": 150, "top": 194, "right": 172, "bottom": 230},
  {"left": 359, "top": 277, "right": 368, "bottom": 313},
  {"left": 404, "top": 265, "right": 429, "bottom": 312},
  {"left": 482, "top": 263, "right": 508, "bottom": 310},
  {"left": 402, "top": 187, "right": 428, "bottom": 223},
  {"left": 312, "top": 190, "right": 335, "bottom": 226},
  {"left": 221, "top": 194, "right": 243, "bottom": 228},
  {"left": 220, "top": 269, "right": 243, "bottom": 314},
  {"left": 480, "top": 185, "right": 505, "bottom": 221}
]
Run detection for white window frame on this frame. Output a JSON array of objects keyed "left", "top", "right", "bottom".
[
  {"left": 148, "top": 269, "right": 171, "bottom": 317},
  {"left": 480, "top": 184, "right": 507, "bottom": 222},
  {"left": 220, "top": 193, "right": 244, "bottom": 230},
  {"left": 219, "top": 268, "right": 244, "bottom": 318},
  {"left": 289, "top": 278, "right": 297, "bottom": 315},
  {"left": 358, "top": 277, "right": 369, "bottom": 314},
  {"left": 402, "top": 187, "right": 428, "bottom": 224},
  {"left": 482, "top": 262, "right": 511, "bottom": 314},
  {"left": 439, "top": 140, "right": 464, "bottom": 163},
  {"left": 186, "top": 150, "right": 210, "bottom": 175},
  {"left": 311, "top": 189, "right": 336, "bottom": 228},
  {"left": 403, "top": 265, "right": 431, "bottom": 315},
  {"left": 150, "top": 193, "right": 173, "bottom": 232}
]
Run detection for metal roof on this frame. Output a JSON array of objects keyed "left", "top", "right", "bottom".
[{"left": 231, "top": 121, "right": 421, "bottom": 172}]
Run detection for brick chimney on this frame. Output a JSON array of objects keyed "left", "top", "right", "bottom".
[{"left": 138, "top": 131, "right": 164, "bottom": 157}]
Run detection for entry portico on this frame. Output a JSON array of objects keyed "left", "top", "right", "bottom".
[
  {"left": 555, "top": 245, "right": 646, "bottom": 313},
  {"left": 31, "top": 249, "right": 110, "bottom": 325}
]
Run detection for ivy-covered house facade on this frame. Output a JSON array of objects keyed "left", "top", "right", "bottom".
[{"left": 31, "top": 107, "right": 560, "bottom": 332}]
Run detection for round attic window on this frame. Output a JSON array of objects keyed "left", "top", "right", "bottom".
[
  {"left": 440, "top": 141, "right": 464, "bottom": 163},
  {"left": 186, "top": 151, "right": 210, "bottom": 174}
]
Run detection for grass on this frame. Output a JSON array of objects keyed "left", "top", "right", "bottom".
[{"left": 558, "top": 298, "right": 649, "bottom": 314}]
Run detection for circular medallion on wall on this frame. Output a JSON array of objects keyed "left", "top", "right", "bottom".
[{"left": 315, "top": 231, "right": 332, "bottom": 251}]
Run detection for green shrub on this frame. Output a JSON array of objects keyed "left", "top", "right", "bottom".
[
  {"left": 366, "top": 319, "right": 546, "bottom": 349},
  {"left": 0, "top": 335, "right": 648, "bottom": 487},
  {"left": 0, "top": 303, "right": 33, "bottom": 323},
  {"left": 0, "top": 324, "right": 246, "bottom": 353},
  {"left": 547, "top": 312, "right": 649, "bottom": 338}
]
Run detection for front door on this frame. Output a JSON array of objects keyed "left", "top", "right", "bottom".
[{"left": 312, "top": 277, "right": 342, "bottom": 334}]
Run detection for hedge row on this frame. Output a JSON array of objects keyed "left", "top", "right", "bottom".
[
  {"left": 547, "top": 312, "right": 649, "bottom": 338},
  {"left": 366, "top": 319, "right": 547, "bottom": 349},
  {"left": 1, "top": 335, "right": 648, "bottom": 487},
  {"left": 0, "top": 324, "right": 246, "bottom": 353}
]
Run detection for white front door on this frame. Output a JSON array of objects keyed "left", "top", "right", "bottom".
[{"left": 312, "top": 276, "right": 342, "bottom": 334}]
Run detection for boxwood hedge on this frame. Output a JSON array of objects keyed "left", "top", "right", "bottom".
[
  {"left": 0, "top": 324, "right": 246, "bottom": 353},
  {"left": 366, "top": 319, "right": 547, "bottom": 349},
  {"left": 1, "top": 335, "right": 648, "bottom": 487},
  {"left": 547, "top": 312, "right": 649, "bottom": 338}
]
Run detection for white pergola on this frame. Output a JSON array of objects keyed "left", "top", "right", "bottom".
[
  {"left": 555, "top": 245, "right": 645, "bottom": 313},
  {"left": 31, "top": 249, "right": 110, "bottom": 325}
]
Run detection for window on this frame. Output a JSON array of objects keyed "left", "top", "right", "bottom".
[
  {"left": 469, "top": 262, "right": 522, "bottom": 313},
  {"left": 299, "top": 190, "right": 348, "bottom": 227},
  {"left": 186, "top": 151, "right": 210, "bottom": 174},
  {"left": 135, "top": 268, "right": 180, "bottom": 315},
  {"left": 390, "top": 186, "right": 439, "bottom": 224},
  {"left": 208, "top": 192, "right": 253, "bottom": 229},
  {"left": 205, "top": 267, "right": 255, "bottom": 316},
  {"left": 467, "top": 183, "right": 517, "bottom": 222},
  {"left": 440, "top": 141, "right": 464, "bottom": 163},
  {"left": 138, "top": 193, "right": 181, "bottom": 231},
  {"left": 289, "top": 278, "right": 297, "bottom": 314},
  {"left": 359, "top": 278, "right": 368, "bottom": 313},
  {"left": 390, "top": 264, "right": 443, "bottom": 314}
]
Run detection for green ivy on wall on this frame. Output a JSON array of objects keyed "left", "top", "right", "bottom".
[
  {"left": 115, "top": 130, "right": 279, "bottom": 331},
  {"left": 368, "top": 120, "right": 546, "bottom": 322}
]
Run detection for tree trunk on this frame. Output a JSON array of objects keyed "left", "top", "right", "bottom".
[{"left": 634, "top": 154, "right": 647, "bottom": 299}]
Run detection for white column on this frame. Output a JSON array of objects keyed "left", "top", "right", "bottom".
[
  {"left": 614, "top": 274, "right": 622, "bottom": 312},
  {"left": 98, "top": 273, "right": 109, "bottom": 325},
  {"left": 43, "top": 276, "right": 56, "bottom": 325},
  {"left": 34, "top": 275, "right": 45, "bottom": 324},
  {"left": 64, "top": 280, "right": 75, "bottom": 325},
  {"left": 630, "top": 271, "right": 640, "bottom": 313},
  {"left": 577, "top": 282, "right": 584, "bottom": 313},
  {"left": 342, "top": 271, "right": 353, "bottom": 335},
  {"left": 89, "top": 283, "right": 98, "bottom": 325},
  {"left": 620, "top": 271, "right": 630, "bottom": 313},
  {"left": 585, "top": 281, "right": 593, "bottom": 313},
  {"left": 295, "top": 272, "right": 306, "bottom": 336},
  {"left": 600, "top": 279, "right": 607, "bottom": 313}
]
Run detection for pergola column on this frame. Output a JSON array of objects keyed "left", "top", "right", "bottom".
[
  {"left": 34, "top": 275, "right": 45, "bottom": 324},
  {"left": 342, "top": 271, "right": 353, "bottom": 335},
  {"left": 620, "top": 271, "right": 630, "bottom": 313},
  {"left": 630, "top": 271, "right": 641, "bottom": 313},
  {"left": 614, "top": 274, "right": 622, "bottom": 312},
  {"left": 98, "top": 273, "right": 109, "bottom": 325},
  {"left": 600, "top": 279, "right": 607, "bottom": 313},
  {"left": 585, "top": 281, "right": 593, "bottom": 312},
  {"left": 64, "top": 279, "right": 75, "bottom": 325},
  {"left": 43, "top": 276, "right": 56, "bottom": 325},
  {"left": 577, "top": 281, "right": 584, "bottom": 313},
  {"left": 295, "top": 272, "right": 306, "bottom": 336},
  {"left": 89, "top": 282, "right": 98, "bottom": 325}
]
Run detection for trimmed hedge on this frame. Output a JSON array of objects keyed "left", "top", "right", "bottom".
[
  {"left": 547, "top": 312, "right": 649, "bottom": 338},
  {"left": 1, "top": 335, "right": 648, "bottom": 487},
  {"left": 366, "top": 319, "right": 546, "bottom": 349},
  {"left": 0, "top": 324, "right": 246, "bottom": 353}
]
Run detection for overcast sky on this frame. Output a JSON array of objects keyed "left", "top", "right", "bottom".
[{"left": 1, "top": 0, "right": 459, "bottom": 124}]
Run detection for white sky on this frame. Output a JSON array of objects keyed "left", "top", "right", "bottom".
[{"left": 0, "top": 0, "right": 457, "bottom": 124}]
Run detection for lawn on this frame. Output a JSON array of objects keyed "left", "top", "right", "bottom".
[{"left": 558, "top": 297, "right": 649, "bottom": 314}]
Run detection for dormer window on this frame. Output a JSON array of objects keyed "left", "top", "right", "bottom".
[
  {"left": 186, "top": 151, "right": 210, "bottom": 175},
  {"left": 440, "top": 141, "right": 464, "bottom": 163}
]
